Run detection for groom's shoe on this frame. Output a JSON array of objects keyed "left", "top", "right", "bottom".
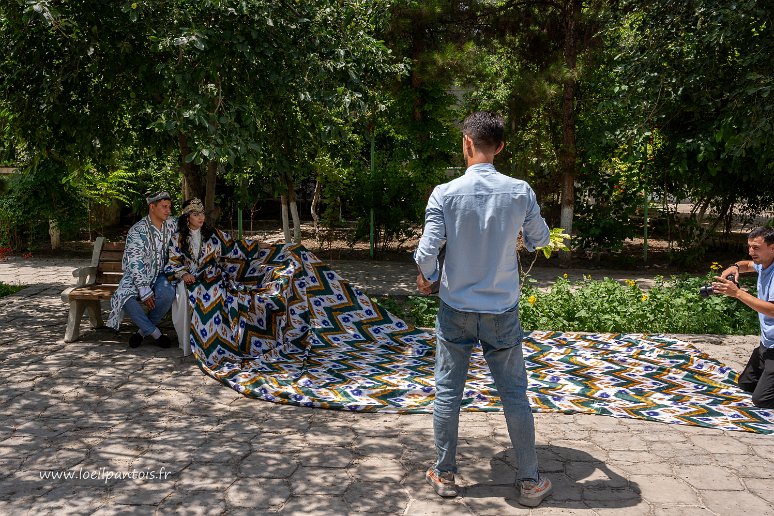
[
  {"left": 128, "top": 332, "right": 143, "bottom": 348},
  {"left": 154, "top": 334, "right": 172, "bottom": 348}
]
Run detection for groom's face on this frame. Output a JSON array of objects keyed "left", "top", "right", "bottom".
[{"left": 150, "top": 200, "right": 172, "bottom": 221}]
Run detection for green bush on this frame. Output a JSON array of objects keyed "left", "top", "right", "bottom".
[
  {"left": 377, "top": 272, "right": 760, "bottom": 335},
  {"left": 520, "top": 273, "right": 759, "bottom": 334}
]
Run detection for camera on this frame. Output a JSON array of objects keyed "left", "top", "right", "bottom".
[{"left": 699, "top": 274, "right": 737, "bottom": 298}]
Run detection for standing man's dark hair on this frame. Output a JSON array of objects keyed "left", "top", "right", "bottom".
[
  {"left": 711, "top": 226, "right": 774, "bottom": 408},
  {"left": 414, "top": 111, "right": 553, "bottom": 507},
  {"left": 461, "top": 111, "right": 505, "bottom": 150}
]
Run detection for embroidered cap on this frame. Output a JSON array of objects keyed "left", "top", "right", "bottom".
[
  {"left": 182, "top": 198, "right": 205, "bottom": 215},
  {"left": 146, "top": 191, "right": 171, "bottom": 205}
]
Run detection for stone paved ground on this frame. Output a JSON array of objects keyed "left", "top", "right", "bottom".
[{"left": 1, "top": 256, "right": 773, "bottom": 515}]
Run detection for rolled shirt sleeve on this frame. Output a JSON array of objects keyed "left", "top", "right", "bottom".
[{"left": 414, "top": 186, "right": 447, "bottom": 282}]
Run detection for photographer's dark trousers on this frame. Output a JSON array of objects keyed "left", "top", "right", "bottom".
[{"left": 738, "top": 344, "right": 774, "bottom": 409}]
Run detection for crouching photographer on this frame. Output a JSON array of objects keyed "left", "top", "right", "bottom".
[{"left": 710, "top": 227, "right": 774, "bottom": 408}]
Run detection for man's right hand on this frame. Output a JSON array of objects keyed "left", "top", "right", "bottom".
[
  {"left": 143, "top": 295, "right": 156, "bottom": 310},
  {"left": 416, "top": 273, "right": 432, "bottom": 295}
]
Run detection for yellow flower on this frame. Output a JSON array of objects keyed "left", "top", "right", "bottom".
[
  {"left": 641, "top": 294, "right": 648, "bottom": 302},
  {"left": 710, "top": 262, "right": 722, "bottom": 271},
  {"left": 528, "top": 295, "right": 537, "bottom": 305},
  {"left": 563, "top": 273, "right": 568, "bottom": 279},
  {"left": 625, "top": 279, "right": 636, "bottom": 287}
]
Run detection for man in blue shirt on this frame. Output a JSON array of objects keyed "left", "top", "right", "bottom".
[
  {"left": 712, "top": 226, "right": 774, "bottom": 408},
  {"left": 414, "top": 111, "right": 552, "bottom": 507}
]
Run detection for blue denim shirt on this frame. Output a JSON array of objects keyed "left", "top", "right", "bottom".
[{"left": 414, "top": 163, "right": 550, "bottom": 314}]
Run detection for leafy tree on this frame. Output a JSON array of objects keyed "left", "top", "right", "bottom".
[
  {"left": 599, "top": 0, "right": 774, "bottom": 248},
  {"left": 0, "top": 0, "right": 402, "bottom": 234}
]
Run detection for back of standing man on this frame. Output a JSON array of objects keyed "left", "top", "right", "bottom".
[{"left": 414, "top": 111, "right": 552, "bottom": 507}]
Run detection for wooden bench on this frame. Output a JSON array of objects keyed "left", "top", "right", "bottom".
[{"left": 60, "top": 237, "right": 124, "bottom": 342}]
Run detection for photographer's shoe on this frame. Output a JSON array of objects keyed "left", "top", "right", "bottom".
[{"left": 128, "top": 332, "right": 143, "bottom": 348}]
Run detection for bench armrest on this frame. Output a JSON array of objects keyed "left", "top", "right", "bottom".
[{"left": 72, "top": 266, "right": 98, "bottom": 287}]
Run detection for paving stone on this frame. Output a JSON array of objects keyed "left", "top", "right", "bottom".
[
  {"left": 281, "top": 494, "right": 350, "bottom": 514},
  {"left": 404, "top": 497, "right": 474, "bottom": 515},
  {"left": 743, "top": 478, "right": 774, "bottom": 504},
  {"left": 455, "top": 459, "right": 515, "bottom": 487},
  {"left": 225, "top": 478, "right": 290, "bottom": 509},
  {"left": 609, "top": 460, "right": 674, "bottom": 476},
  {"left": 344, "top": 481, "right": 410, "bottom": 513},
  {"left": 239, "top": 452, "right": 300, "bottom": 478},
  {"left": 30, "top": 484, "right": 109, "bottom": 515},
  {"left": 157, "top": 490, "right": 226, "bottom": 514},
  {"left": 647, "top": 442, "right": 715, "bottom": 465},
  {"left": 349, "top": 457, "right": 405, "bottom": 482},
  {"left": 304, "top": 427, "right": 357, "bottom": 446},
  {"left": 177, "top": 461, "right": 238, "bottom": 492},
  {"left": 652, "top": 505, "right": 714, "bottom": 515},
  {"left": 351, "top": 435, "right": 404, "bottom": 457},
  {"left": 548, "top": 441, "right": 607, "bottom": 463},
  {"left": 675, "top": 464, "right": 744, "bottom": 490},
  {"left": 297, "top": 447, "right": 355, "bottom": 468},
  {"left": 194, "top": 439, "right": 251, "bottom": 463},
  {"left": 590, "top": 501, "right": 653, "bottom": 514},
  {"left": 688, "top": 434, "right": 751, "bottom": 454},
  {"left": 458, "top": 484, "right": 529, "bottom": 515},
  {"left": 627, "top": 474, "right": 698, "bottom": 505},
  {"left": 700, "top": 489, "right": 774, "bottom": 515},
  {"left": 534, "top": 500, "right": 595, "bottom": 514},
  {"left": 566, "top": 461, "right": 629, "bottom": 488},
  {"left": 541, "top": 473, "right": 582, "bottom": 502},
  {"left": 289, "top": 466, "right": 351, "bottom": 495},
  {"left": 718, "top": 453, "right": 774, "bottom": 479}
]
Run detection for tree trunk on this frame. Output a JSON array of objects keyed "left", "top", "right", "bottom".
[
  {"left": 178, "top": 134, "right": 203, "bottom": 200},
  {"left": 205, "top": 161, "right": 218, "bottom": 224},
  {"left": 280, "top": 195, "right": 291, "bottom": 243},
  {"left": 311, "top": 181, "right": 321, "bottom": 242},
  {"left": 48, "top": 219, "right": 60, "bottom": 250},
  {"left": 290, "top": 200, "right": 301, "bottom": 243},
  {"left": 558, "top": 0, "right": 582, "bottom": 263}
]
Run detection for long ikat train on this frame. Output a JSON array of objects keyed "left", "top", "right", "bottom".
[{"left": 185, "top": 242, "right": 774, "bottom": 434}]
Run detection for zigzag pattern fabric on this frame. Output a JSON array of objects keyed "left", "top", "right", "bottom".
[{"left": 189, "top": 243, "right": 774, "bottom": 434}]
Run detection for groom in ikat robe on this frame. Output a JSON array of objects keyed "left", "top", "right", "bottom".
[{"left": 107, "top": 191, "right": 177, "bottom": 348}]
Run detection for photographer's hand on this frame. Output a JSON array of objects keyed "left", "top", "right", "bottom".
[
  {"left": 720, "top": 266, "right": 740, "bottom": 284},
  {"left": 712, "top": 276, "right": 741, "bottom": 298}
]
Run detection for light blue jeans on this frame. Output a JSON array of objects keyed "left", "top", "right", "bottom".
[
  {"left": 123, "top": 274, "right": 175, "bottom": 337},
  {"left": 433, "top": 300, "right": 539, "bottom": 482}
]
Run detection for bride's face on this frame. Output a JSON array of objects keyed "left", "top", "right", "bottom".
[{"left": 188, "top": 211, "right": 205, "bottom": 230}]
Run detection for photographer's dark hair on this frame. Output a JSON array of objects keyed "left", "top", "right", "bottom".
[
  {"left": 748, "top": 227, "right": 774, "bottom": 245},
  {"left": 177, "top": 199, "right": 214, "bottom": 256},
  {"left": 462, "top": 111, "right": 505, "bottom": 150}
]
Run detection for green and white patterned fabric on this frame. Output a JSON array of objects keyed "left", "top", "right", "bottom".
[{"left": 187, "top": 243, "right": 774, "bottom": 434}]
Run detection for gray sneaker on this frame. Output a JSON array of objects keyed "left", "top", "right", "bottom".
[
  {"left": 518, "top": 476, "right": 552, "bottom": 507},
  {"left": 425, "top": 468, "right": 458, "bottom": 498}
]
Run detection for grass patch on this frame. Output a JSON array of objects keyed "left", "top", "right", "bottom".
[
  {"left": 0, "top": 282, "right": 24, "bottom": 298},
  {"left": 376, "top": 272, "right": 760, "bottom": 335}
]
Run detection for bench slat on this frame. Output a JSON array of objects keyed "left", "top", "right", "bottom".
[
  {"left": 99, "top": 250, "right": 124, "bottom": 261},
  {"left": 98, "top": 261, "right": 124, "bottom": 273},
  {"left": 68, "top": 285, "right": 118, "bottom": 300},
  {"left": 97, "top": 272, "right": 123, "bottom": 285},
  {"left": 103, "top": 242, "right": 125, "bottom": 251}
]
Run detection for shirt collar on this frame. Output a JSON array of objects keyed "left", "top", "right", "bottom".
[{"left": 464, "top": 163, "right": 497, "bottom": 175}]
